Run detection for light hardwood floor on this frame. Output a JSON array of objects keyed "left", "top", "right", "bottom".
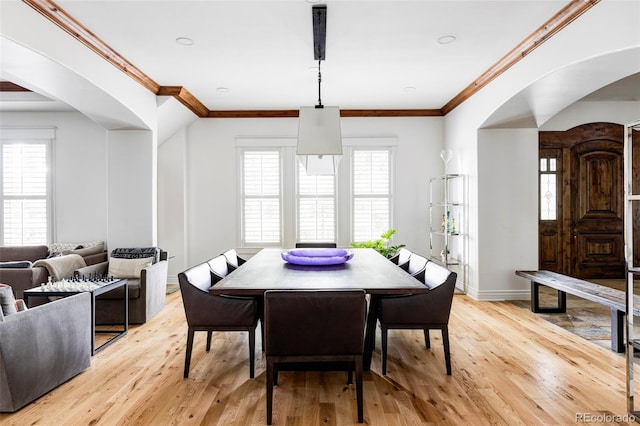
[{"left": 1, "top": 291, "right": 636, "bottom": 425}]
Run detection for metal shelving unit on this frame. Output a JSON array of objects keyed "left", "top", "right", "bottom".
[
  {"left": 625, "top": 119, "right": 640, "bottom": 419},
  {"left": 429, "top": 174, "right": 467, "bottom": 293}
]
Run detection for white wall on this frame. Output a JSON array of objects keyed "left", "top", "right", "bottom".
[
  {"left": 476, "top": 129, "right": 538, "bottom": 300},
  {"left": 0, "top": 112, "right": 109, "bottom": 244},
  {"left": 158, "top": 116, "right": 443, "bottom": 269},
  {"left": 158, "top": 129, "right": 187, "bottom": 283},
  {"left": 106, "top": 130, "right": 156, "bottom": 249},
  {"left": 541, "top": 101, "right": 640, "bottom": 131}
]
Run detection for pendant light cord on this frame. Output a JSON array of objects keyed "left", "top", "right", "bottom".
[{"left": 316, "top": 59, "right": 323, "bottom": 109}]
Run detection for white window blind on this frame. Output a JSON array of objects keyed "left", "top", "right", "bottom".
[
  {"left": 352, "top": 149, "right": 391, "bottom": 242},
  {"left": 297, "top": 160, "right": 335, "bottom": 242},
  {"left": 242, "top": 150, "right": 281, "bottom": 244},
  {"left": 1, "top": 142, "right": 49, "bottom": 245}
]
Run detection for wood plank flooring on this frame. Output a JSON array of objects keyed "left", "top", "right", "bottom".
[{"left": 1, "top": 291, "right": 636, "bottom": 425}]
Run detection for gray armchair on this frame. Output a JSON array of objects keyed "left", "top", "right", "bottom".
[
  {"left": 0, "top": 292, "right": 91, "bottom": 412},
  {"left": 75, "top": 247, "right": 168, "bottom": 324}
]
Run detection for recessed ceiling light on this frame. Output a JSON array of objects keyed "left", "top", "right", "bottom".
[
  {"left": 403, "top": 86, "right": 416, "bottom": 92},
  {"left": 216, "top": 87, "right": 229, "bottom": 93},
  {"left": 306, "top": 0, "right": 321, "bottom": 3},
  {"left": 175, "top": 37, "right": 194, "bottom": 46},
  {"left": 437, "top": 35, "right": 456, "bottom": 45}
]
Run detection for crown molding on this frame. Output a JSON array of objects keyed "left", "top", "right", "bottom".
[
  {"left": 0, "top": 82, "right": 30, "bottom": 92},
  {"left": 23, "top": 0, "right": 160, "bottom": 94},
  {"left": 19, "top": 0, "right": 599, "bottom": 118}
]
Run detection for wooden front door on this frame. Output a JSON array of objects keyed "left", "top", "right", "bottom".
[{"left": 539, "top": 123, "right": 624, "bottom": 279}]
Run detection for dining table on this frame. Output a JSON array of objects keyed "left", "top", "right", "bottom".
[{"left": 209, "top": 247, "right": 428, "bottom": 371}]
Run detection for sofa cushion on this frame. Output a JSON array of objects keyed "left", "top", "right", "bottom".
[
  {"left": 108, "top": 257, "right": 153, "bottom": 279},
  {"left": 96, "top": 278, "right": 140, "bottom": 299},
  {"left": 0, "top": 261, "right": 32, "bottom": 269},
  {"left": 0, "top": 284, "right": 17, "bottom": 316},
  {"left": 0, "top": 245, "right": 49, "bottom": 263},
  {"left": 61, "top": 242, "right": 105, "bottom": 258}
]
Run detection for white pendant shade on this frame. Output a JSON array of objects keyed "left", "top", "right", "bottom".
[{"left": 297, "top": 106, "right": 343, "bottom": 175}]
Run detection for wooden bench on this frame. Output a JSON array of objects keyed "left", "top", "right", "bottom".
[{"left": 515, "top": 270, "right": 640, "bottom": 353}]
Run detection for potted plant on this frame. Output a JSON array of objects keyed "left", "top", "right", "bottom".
[{"left": 350, "top": 229, "right": 406, "bottom": 259}]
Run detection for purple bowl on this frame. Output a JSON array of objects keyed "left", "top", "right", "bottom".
[{"left": 281, "top": 248, "right": 354, "bottom": 266}]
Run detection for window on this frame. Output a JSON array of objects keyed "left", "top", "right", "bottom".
[
  {"left": 540, "top": 157, "right": 557, "bottom": 220},
  {"left": 237, "top": 139, "right": 394, "bottom": 247},
  {"left": 241, "top": 149, "right": 281, "bottom": 245},
  {"left": 297, "top": 160, "right": 336, "bottom": 243},
  {"left": 352, "top": 149, "right": 391, "bottom": 242},
  {"left": 0, "top": 140, "right": 51, "bottom": 245}
]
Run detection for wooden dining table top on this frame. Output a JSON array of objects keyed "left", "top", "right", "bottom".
[{"left": 209, "top": 248, "right": 428, "bottom": 296}]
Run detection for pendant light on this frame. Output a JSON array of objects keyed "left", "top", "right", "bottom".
[{"left": 297, "top": 4, "right": 342, "bottom": 175}]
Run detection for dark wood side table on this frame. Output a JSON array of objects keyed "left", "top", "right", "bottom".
[{"left": 23, "top": 279, "right": 128, "bottom": 355}]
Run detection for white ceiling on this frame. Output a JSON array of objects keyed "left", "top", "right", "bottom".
[{"left": 1, "top": 0, "right": 639, "bottom": 113}]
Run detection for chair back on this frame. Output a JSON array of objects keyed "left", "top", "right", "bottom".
[
  {"left": 422, "top": 262, "right": 457, "bottom": 323},
  {"left": 394, "top": 248, "right": 412, "bottom": 266},
  {"left": 265, "top": 290, "right": 366, "bottom": 356},
  {"left": 222, "top": 249, "right": 245, "bottom": 268},
  {"left": 207, "top": 255, "right": 231, "bottom": 283},
  {"left": 407, "top": 253, "right": 428, "bottom": 277}
]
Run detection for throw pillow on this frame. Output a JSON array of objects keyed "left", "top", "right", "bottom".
[
  {"left": 108, "top": 257, "right": 153, "bottom": 279},
  {"left": 0, "top": 260, "right": 33, "bottom": 268},
  {"left": 15, "top": 299, "right": 28, "bottom": 312},
  {"left": 0, "top": 284, "right": 18, "bottom": 316}
]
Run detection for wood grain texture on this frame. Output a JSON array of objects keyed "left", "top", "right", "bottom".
[{"left": 0, "top": 288, "right": 633, "bottom": 425}]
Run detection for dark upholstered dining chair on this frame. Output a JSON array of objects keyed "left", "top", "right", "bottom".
[
  {"left": 178, "top": 262, "right": 259, "bottom": 379},
  {"left": 378, "top": 261, "right": 457, "bottom": 375},
  {"left": 210, "top": 253, "right": 265, "bottom": 351},
  {"left": 264, "top": 290, "right": 367, "bottom": 425},
  {"left": 294, "top": 242, "right": 338, "bottom": 248}
]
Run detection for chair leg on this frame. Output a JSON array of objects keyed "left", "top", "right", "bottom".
[
  {"left": 184, "top": 328, "right": 195, "bottom": 378},
  {"left": 260, "top": 318, "right": 265, "bottom": 352},
  {"left": 442, "top": 325, "right": 451, "bottom": 375},
  {"left": 266, "top": 358, "right": 274, "bottom": 425},
  {"left": 381, "top": 325, "right": 388, "bottom": 375},
  {"left": 249, "top": 329, "right": 255, "bottom": 379},
  {"left": 206, "top": 331, "right": 213, "bottom": 352},
  {"left": 424, "top": 328, "right": 431, "bottom": 349},
  {"left": 347, "top": 366, "right": 353, "bottom": 384},
  {"left": 355, "top": 356, "right": 364, "bottom": 423}
]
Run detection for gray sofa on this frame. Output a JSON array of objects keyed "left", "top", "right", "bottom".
[
  {"left": 0, "top": 292, "right": 91, "bottom": 412},
  {"left": 0, "top": 245, "right": 108, "bottom": 299}
]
